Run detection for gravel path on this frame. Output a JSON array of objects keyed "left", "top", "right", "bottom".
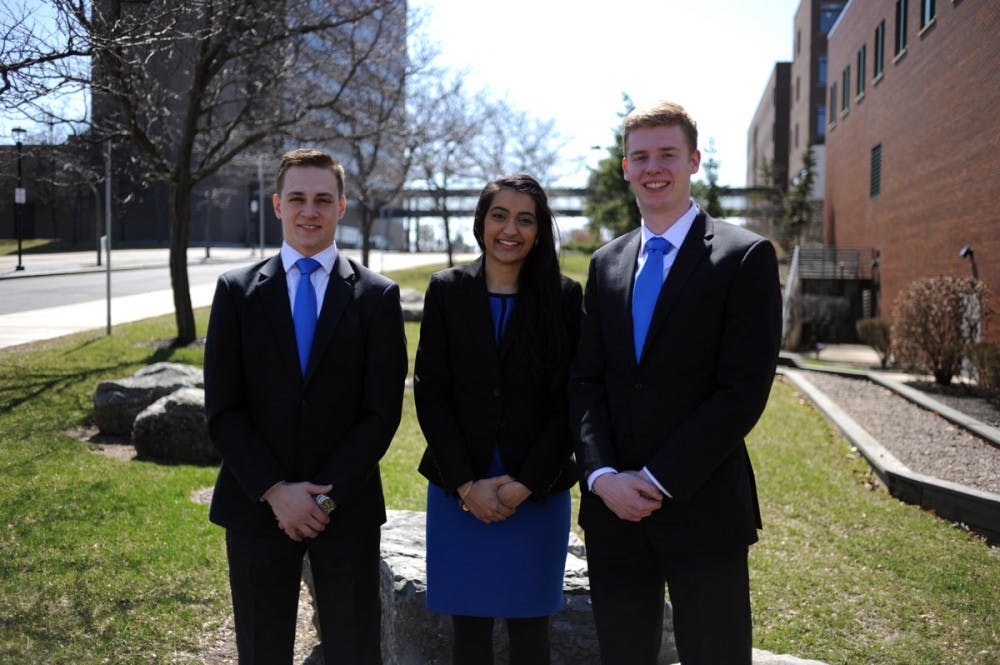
[{"left": 798, "top": 370, "right": 1000, "bottom": 495}]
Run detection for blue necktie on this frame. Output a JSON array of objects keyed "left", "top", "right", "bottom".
[
  {"left": 632, "top": 237, "right": 670, "bottom": 361},
  {"left": 293, "top": 258, "right": 321, "bottom": 375}
]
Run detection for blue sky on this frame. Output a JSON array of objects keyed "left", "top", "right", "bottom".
[{"left": 412, "top": 0, "right": 805, "bottom": 187}]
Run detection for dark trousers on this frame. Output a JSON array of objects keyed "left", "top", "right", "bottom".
[
  {"left": 226, "top": 525, "right": 382, "bottom": 665},
  {"left": 585, "top": 527, "right": 751, "bottom": 665},
  {"left": 452, "top": 614, "right": 550, "bottom": 665}
]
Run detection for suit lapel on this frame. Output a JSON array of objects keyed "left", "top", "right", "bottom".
[
  {"left": 255, "top": 255, "right": 302, "bottom": 382},
  {"left": 642, "top": 213, "right": 712, "bottom": 357},
  {"left": 305, "top": 254, "right": 355, "bottom": 381},
  {"left": 610, "top": 230, "right": 642, "bottom": 368}
]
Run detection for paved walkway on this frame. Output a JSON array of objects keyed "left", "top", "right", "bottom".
[{"left": 0, "top": 247, "right": 470, "bottom": 349}]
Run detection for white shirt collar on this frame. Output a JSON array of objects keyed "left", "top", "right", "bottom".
[
  {"left": 639, "top": 200, "right": 700, "bottom": 254},
  {"left": 280, "top": 241, "right": 339, "bottom": 275}
]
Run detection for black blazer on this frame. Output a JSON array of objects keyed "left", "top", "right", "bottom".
[
  {"left": 204, "top": 253, "right": 407, "bottom": 534},
  {"left": 570, "top": 212, "right": 782, "bottom": 551},
  {"left": 414, "top": 258, "right": 582, "bottom": 499}
]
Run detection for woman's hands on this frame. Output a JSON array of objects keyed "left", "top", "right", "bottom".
[{"left": 458, "top": 475, "right": 532, "bottom": 524}]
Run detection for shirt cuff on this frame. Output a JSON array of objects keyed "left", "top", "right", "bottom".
[
  {"left": 642, "top": 466, "right": 672, "bottom": 498},
  {"left": 587, "top": 467, "right": 618, "bottom": 492}
]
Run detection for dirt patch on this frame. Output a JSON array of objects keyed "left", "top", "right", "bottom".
[{"left": 66, "top": 425, "right": 137, "bottom": 461}]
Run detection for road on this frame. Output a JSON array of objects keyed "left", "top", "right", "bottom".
[{"left": 0, "top": 248, "right": 470, "bottom": 349}]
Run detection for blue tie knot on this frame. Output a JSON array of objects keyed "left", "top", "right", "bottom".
[
  {"left": 297, "top": 257, "right": 320, "bottom": 276},
  {"left": 645, "top": 237, "right": 670, "bottom": 255}
]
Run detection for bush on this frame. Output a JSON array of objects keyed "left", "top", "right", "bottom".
[
  {"left": 856, "top": 318, "right": 892, "bottom": 368},
  {"left": 892, "top": 276, "right": 989, "bottom": 385},
  {"left": 966, "top": 342, "right": 1000, "bottom": 405}
]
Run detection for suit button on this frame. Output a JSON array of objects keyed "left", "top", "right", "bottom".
[
  {"left": 633, "top": 383, "right": 643, "bottom": 390},
  {"left": 499, "top": 419, "right": 507, "bottom": 429},
  {"left": 493, "top": 388, "right": 501, "bottom": 398}
]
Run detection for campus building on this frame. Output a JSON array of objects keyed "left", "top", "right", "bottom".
[
  {"left": 2, "top": 1, "right": 408, "bottom": 251},
  {"left": 823, "top": 0, "right": 999, "bottom": 339},
  {"left": 747, "top": 0, "right": 846, "bottom": 246}
]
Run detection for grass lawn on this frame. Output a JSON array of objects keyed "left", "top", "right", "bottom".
[{"left": 0, "top": 263, "right": 997, "bottom": 663}]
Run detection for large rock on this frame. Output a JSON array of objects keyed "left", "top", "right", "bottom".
[
  {"left": 399, "top": 287, "right": 423, "bottom": 322},
  {"left": 376, "top": 509, "right": 678, "bottom": 665},
  {"left": 93, "top": 362, "right": 204, "bottom": 435},
  {"left": 132, "top": 387, "right": 218, "bottom": 464}
]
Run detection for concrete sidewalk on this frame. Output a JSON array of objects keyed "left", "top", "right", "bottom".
[{"left": 0, "top": 247, "right": 468, "bottom": 349}]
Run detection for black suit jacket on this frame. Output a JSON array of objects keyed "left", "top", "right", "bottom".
[
  {"left": 204, "top": 252, "right": 407, "bottom": 534},
  {"left": 414, "top": 258, "right": 582, "bottom": 499},
  {"left": 570, "top": 212, "right": 782, "bottom": 551}
]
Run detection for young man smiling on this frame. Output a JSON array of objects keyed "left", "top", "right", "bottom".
[
  {"left": 570, "top": 102, "right": 782, "bottom": 664},
  {"left": 205, "top": 148, "right": 407, "bottom": 664}
]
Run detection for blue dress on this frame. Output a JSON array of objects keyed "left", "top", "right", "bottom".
[{"left": 425, "top": 293, "right": 572, "bottom": 618}]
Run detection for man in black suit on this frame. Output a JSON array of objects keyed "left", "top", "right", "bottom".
[
  {"left": 204, "top": 148, "right": 407, "bottom": 664},
  {"left": 570, "top": 101, "right": 782, "bottom": 664}
]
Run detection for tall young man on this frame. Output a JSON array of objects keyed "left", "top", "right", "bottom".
[
  {"left": 570, "top": 102, "right": 782, "bottom": 664},
  {"left": 205, "top": 148, "right": 407, "bottom": 664}
]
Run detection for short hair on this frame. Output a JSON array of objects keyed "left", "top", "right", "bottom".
[
  {"left": 275, "top": 148, "right": 346, "bottom": 197},
  {"left": 621, "top": 101, "right": 698, "bottom": 155}
]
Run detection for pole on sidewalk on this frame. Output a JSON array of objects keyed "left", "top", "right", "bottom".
[{"left": 105, "top": 139, "right": 112, "bottom": 335}]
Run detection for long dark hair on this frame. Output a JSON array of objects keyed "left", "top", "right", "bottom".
[{"left": 473, "top": 174, "right": 569, "bottom": 377}]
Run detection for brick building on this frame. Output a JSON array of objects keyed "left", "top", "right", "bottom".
[
  {"left": 747, "top": 1, "right": 845, "bottom": 246},
  {"left": 824, "top": 0, "right": 1000, "bottom": 340}
]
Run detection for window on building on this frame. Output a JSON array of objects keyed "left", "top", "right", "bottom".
[
  {"left": 819, "top": 3, "right": 844, "bottom": 34},
  {"left": 796, "top": 76, "right": 800, "bottom": 102},
  {"left": 874, "top": 21, "right": 886, "bottom": 77},
  {"left": 921, "top": 0, "right": 936, "bottom": 29},
  {"left": 895, "top": 0, "right": 908, "bottom": 56},
  {"left": 870, "top": 144, "right": 882, "bottom": 198},
  {"left": 796, "top": 29, "right": 801, "bottom": 54},
  {"left": 818, "top": 55, "right": 828, "bottom": 85},
  {"left": 795, "top": 123, "right": 800, "bottom": 148},
  {"left": 817, "top": 105, "right": 826, "bottom": 138},
  {"left": 841, "top": 66, "right": 851, "bottom": 113},
  {"left": 830, "top": 82, "right": 838, "bottom": 123},
  {"left": 857, "top": 46, "right": 867, "bottom": 96}
]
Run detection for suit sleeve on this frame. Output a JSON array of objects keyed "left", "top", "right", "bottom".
[
  {"left": 413, "top": 276, "right": 478, "bottom": 492},
  {"left": 569, "top": 256, "right": 620, "bottom": 481},
  {"left": 646, "top": 238, "right": 782, "bottom": 500},
  {"left": 516, "top": 279, "right": 582, "bottom": 494},
  {"left": 315, "top": 280, "right": 407, "bottom": 505},
  {"left": 204, "top": 273, "right": 285, "bottom": 501}
]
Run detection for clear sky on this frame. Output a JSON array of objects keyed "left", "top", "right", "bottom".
[{"left": 411, "top": 0, "right": 805, "bottom": 188}]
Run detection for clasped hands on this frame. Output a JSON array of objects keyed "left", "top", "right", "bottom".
[
  {"left": 263, "top": 481, "right": 332, "bottom": 542},
  {"left": 458, "top": 475, "right": 531, "bottom": 524},
  {"left": 592, "top": 470, "right": 663, "bottom": 522}
]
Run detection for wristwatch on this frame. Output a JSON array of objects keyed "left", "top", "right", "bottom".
[{"left": 315, "top": 494, "right": 337, "bottom": 514}]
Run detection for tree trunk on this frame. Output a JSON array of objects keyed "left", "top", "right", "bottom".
[
  {"left": 169, "top": 182, "right": 196, "bottom": 345},
  {"left": 361, "top": 207, "right": 373, "bottom": 268}
]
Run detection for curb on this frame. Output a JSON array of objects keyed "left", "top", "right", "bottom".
[{"left": 778, "top": 365, "right": 1000, "bottom": 544}]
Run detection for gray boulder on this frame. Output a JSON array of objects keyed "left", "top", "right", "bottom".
[
  {"left": 375, "top": 509, "right": 678, "bottom": 665},
  {"left": 399, "top": 287, "right": 423, "bottom": 322},
  {"left": 94, "top": 362, "right": 204, "bottom": 435},
  {"left": 132, "top": 387, "right": 218, "bottom": 464}
]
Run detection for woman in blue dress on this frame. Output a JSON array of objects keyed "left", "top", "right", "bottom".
[{"left": 415, "top": 174, "right": 582, "bottom": 664}]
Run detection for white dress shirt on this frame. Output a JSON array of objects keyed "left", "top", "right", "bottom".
[{"left": 280, "top": 241, "right": 339, "bottom": 317}]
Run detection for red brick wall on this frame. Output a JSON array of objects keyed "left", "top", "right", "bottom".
[{"left": 824, "top": 0, "right": 1000, "bottom": 341}]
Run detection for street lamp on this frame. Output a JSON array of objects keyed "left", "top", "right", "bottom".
[
  {"left": 959, "top": 245, "right": 978, "bottom": 280},
  {"left": 12, "top": 127, "right": 26, "bottom": 271}
]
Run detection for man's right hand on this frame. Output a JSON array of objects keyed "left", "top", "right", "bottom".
[
  {"left": 263, "top": 481, "right": 333, "bottom": 541},
  {"left": 592, "top": 472, "right": 663, "bottom": 522}
]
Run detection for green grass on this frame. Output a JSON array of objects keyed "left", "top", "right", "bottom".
[{"left": 0, "top": 266, "right": 997, "bottom": 663}]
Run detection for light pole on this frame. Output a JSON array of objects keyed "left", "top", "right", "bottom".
[{"left": 12, "top": 127, "right": 26, "bottom": 271}]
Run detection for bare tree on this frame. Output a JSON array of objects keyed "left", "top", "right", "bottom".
[
  {"left": 298, "top": 1, "right": 426, "bottom": 267},
  {"left": 409, "top": 75, "right": 481, "bottom": 267},
  {"left": 470, "top": 98, "right": 567, "bottom": 184},
  {"left": 3, "top": 0, "right": 403, "bottom": 344}
]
